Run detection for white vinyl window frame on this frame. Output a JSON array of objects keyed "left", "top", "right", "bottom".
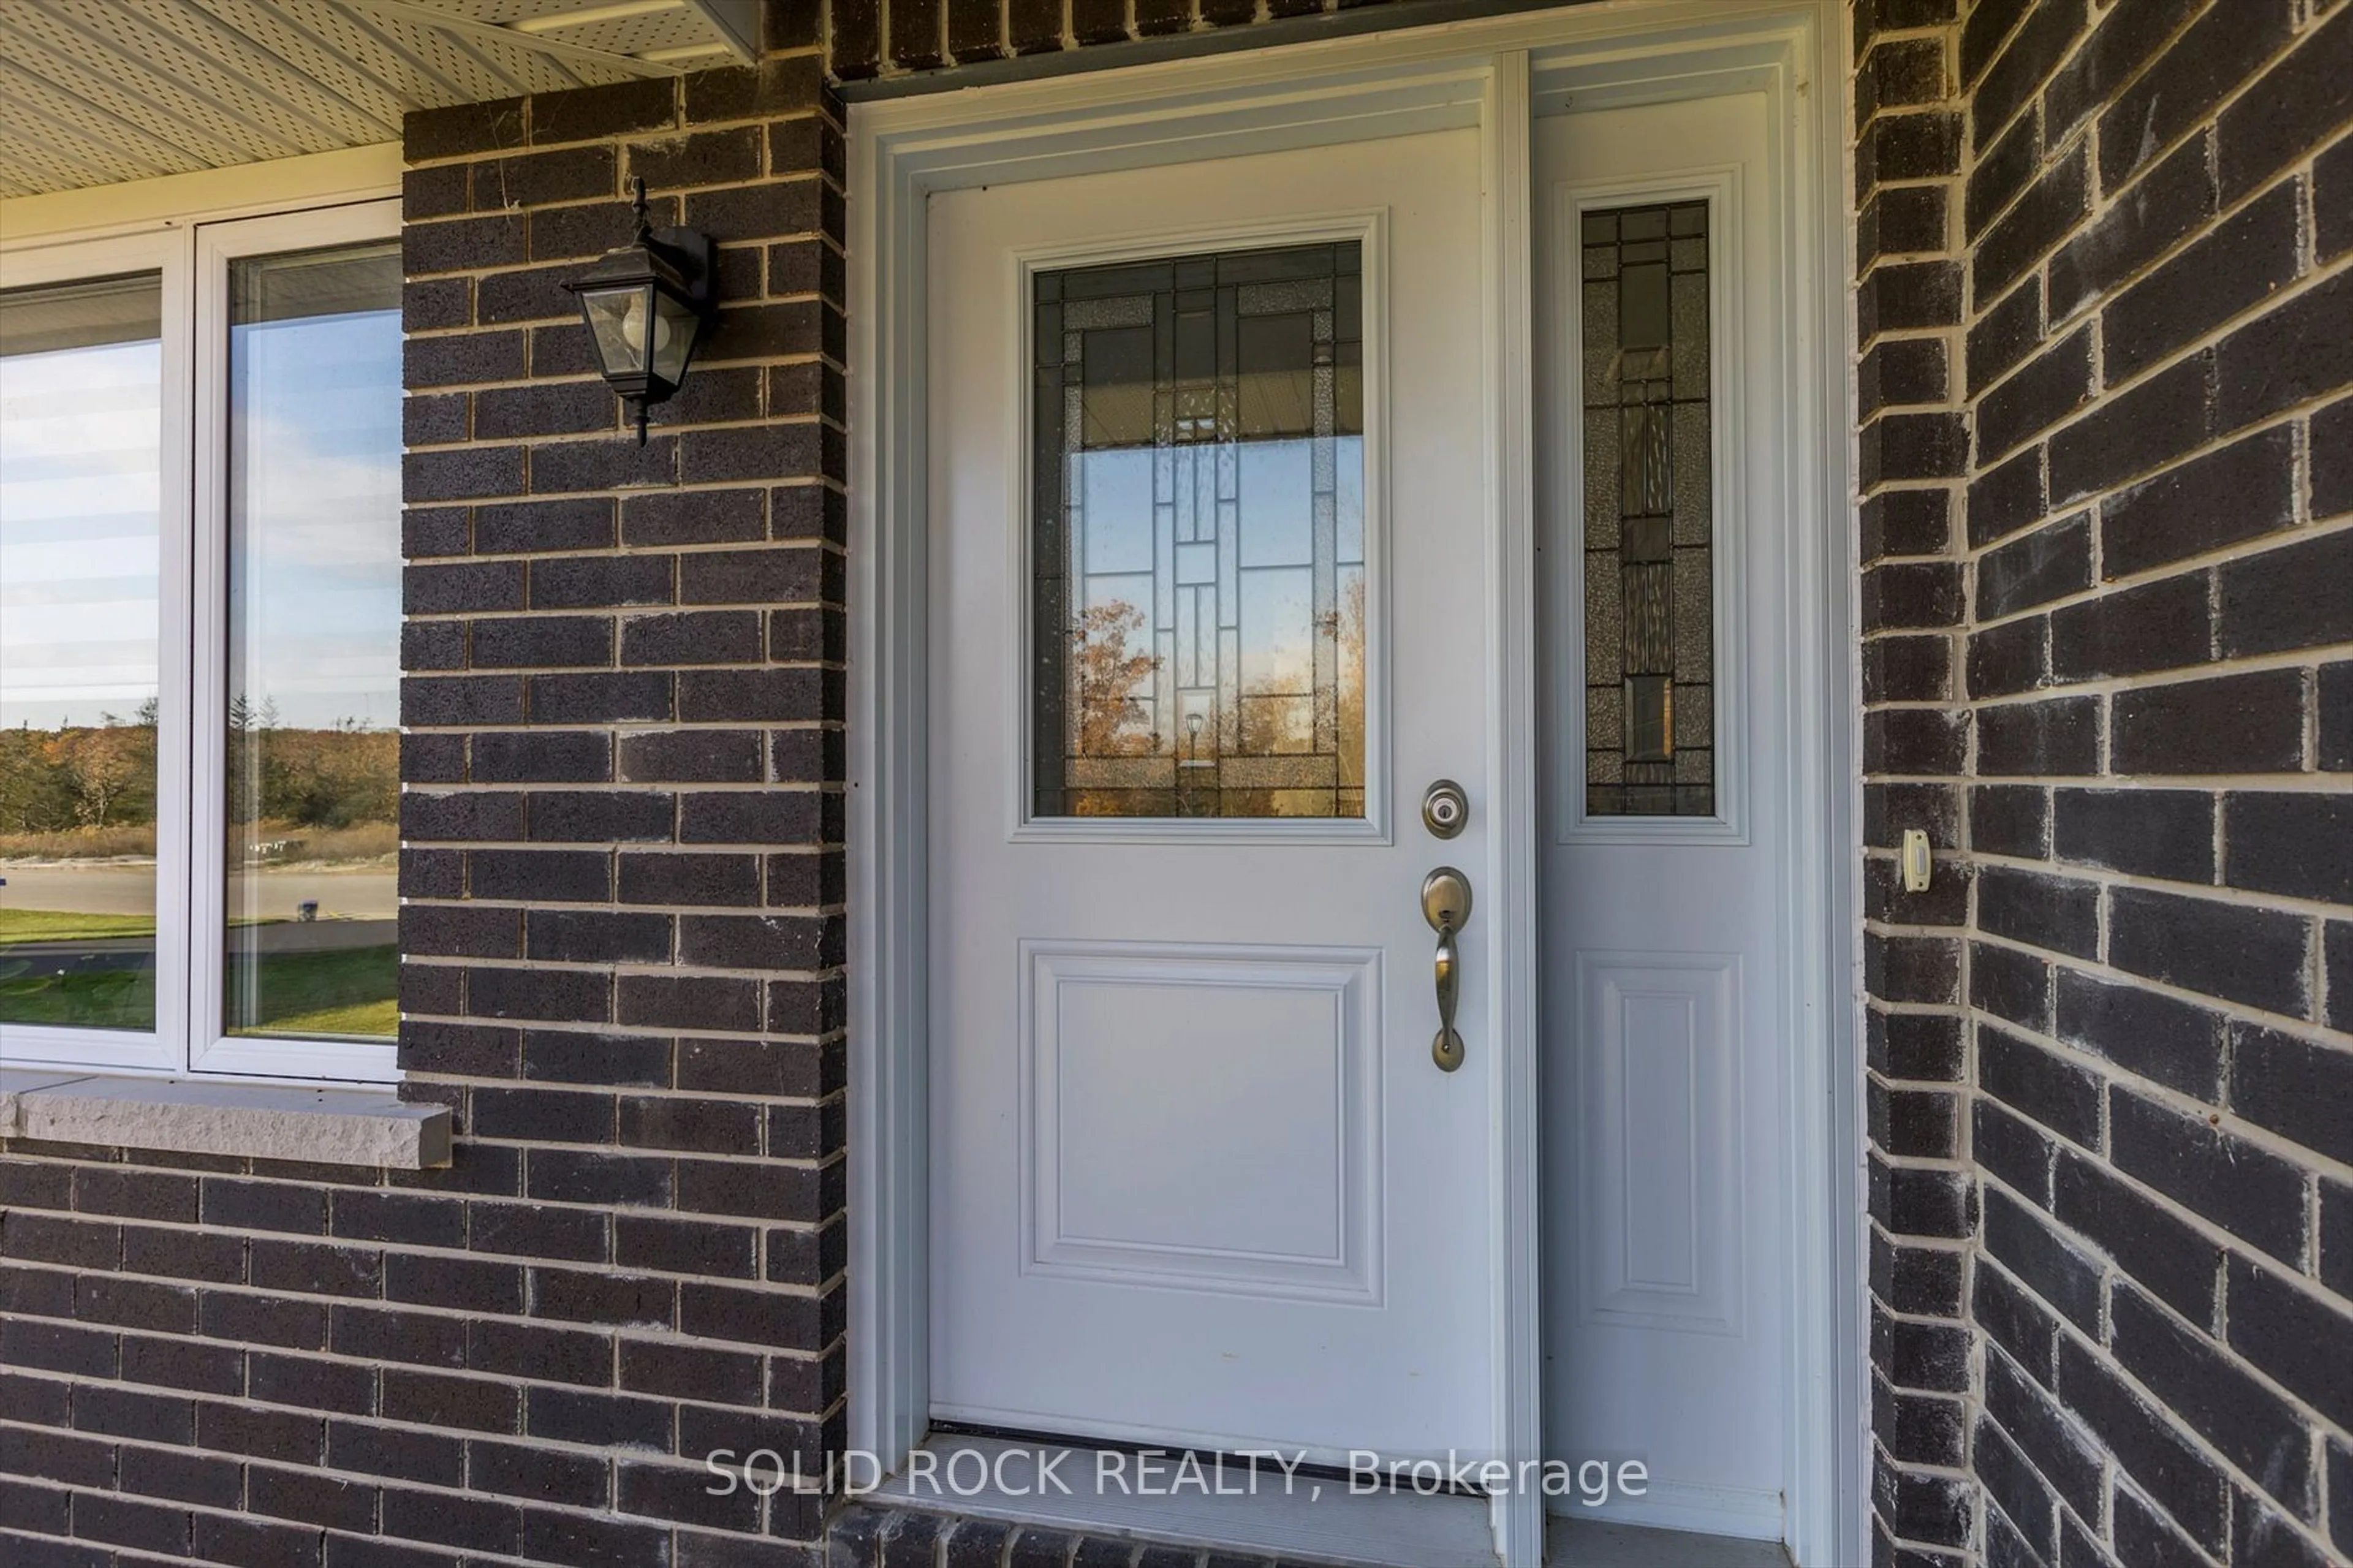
[
  {"left": 189, "top": 200, "right": 401, "bottom": 1083},
  {"left": 0, "top": 195, "right": 401, "bottom": 1085},
  {"left": 0, "top": 229, "right": 193, "bottom": 1077}
]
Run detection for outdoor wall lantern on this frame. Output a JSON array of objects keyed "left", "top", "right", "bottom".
[{"left": 566, "top": 176, "right": 717, "bottom": 444}]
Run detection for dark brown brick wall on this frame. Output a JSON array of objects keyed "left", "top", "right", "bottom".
[
  {"left": 0, "top": 17, "right": 854, "bottom": 1568},
  {"left": 1860, "top": 1, "right": 2353, "bottom": 1566},
  {"left": 823, "top": 0, "right": 1416, "bottom": 78}
]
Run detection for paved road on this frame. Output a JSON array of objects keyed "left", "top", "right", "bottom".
[
  {"left": 0, "top": 863, "right": 397, "bottom": 921},
  {"left": 5, "top": 920, "right": 398, "bottom": 962}
]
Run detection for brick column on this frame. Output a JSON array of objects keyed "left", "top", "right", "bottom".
[
  {"left": 396, "top": 25, "right": 850, "bottom": 1559},
  {"left": 1854, "top": 4, "right": 1979, "bottom": 1564}
]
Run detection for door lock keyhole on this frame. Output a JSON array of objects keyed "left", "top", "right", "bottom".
[{"left": 1422, "top": 779, "right": 1469, "bottom": 839}]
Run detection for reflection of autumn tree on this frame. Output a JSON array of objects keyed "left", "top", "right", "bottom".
[
  {"left": 1333, "top": 574, "right": 1366, "bottom": 784},
  {"left": 50, "top": 714, "right": 157, "bottom": 828},
  {"left": 1070, "top": 602, "right": 1161, "bottom": 756},
  {"left": 0, "top": 699, "right": 394, "bottom": 843},
  {"left": 1233, "top": 575, "right": 1367, "bottom": 759},
  {"left": 227, "top": 697, "right": 396, "bottom": 830}
]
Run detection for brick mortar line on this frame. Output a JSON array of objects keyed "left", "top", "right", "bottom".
[
  {"left": 1962, "top": 537, "right": 2349, "bottom": 641},
  {"left": 1958, "top": 841, "right": 2353, "bottom": 914},
  {"left": 406, "top": 129, "right": 841, "bottom": 177},
  {"left": 1960, "top": 191, "right": 2345, "bottom": 400},
  {"left": 393, "top": 714, "right": 846, "bottom": 725},
  {"left": 1972, "top": 1173, "right": 2337, "bottom": 1398},
  {"left": 0, "top": 1200, "right": 852, "bottom": 1252},
  {"left": 1965, "top": 323, "right": 2338, "bottom": 504},
  {"left": 0, "top": 1479, "right": 831, "bottom": 1564},
  {"left": 0, "top": 1365, "right": 845, "bottom": 1442},
  {"left": 2000, "top": 148, "right": 2336, "bottom": 358},
  {"left": 1952, "top": 857, "right": 2349, "bottom": 941},
  {"left": 398, "top": 1017, "right": 847, "bottom": 1039},
  {"left": 402, "top": 366, "right": 836, "bottom": 395},
  {"left": 0, "top": 1293, "right": 852, "bottom": 1357},
  {"left": 1, "top": 1197, "right": 847, "bottom": 1240},
  {"left": 0, "top": 1398, "right": 851, "bottom": 1465},
  {"left": 404, "top": 205, "right": 842, "bottom": 243},
  {"left": 397, "top": 957, "right": 844, "bottom": 980},
  {"left": 1971, "top": 1205, "right": 2353, "bottom": 1542},
  {"left": 398, "top": 1028, "right": 851, "bottom": 1047},
  {"left": 1959, "top": 404, "right": 2338, "bottom": 551},
  {"left": 1961, "top": 1025, "right": 2352, "bottom": 1189},
  {"left": 1968, "top": 3, "right": 2327, "bottom": 260},
  {"left": 0, "top": 1326, "right": 850, "bottom": 1407},
  {"left": 1945, "top": 655, "right": 2343, "bottom": 709}
]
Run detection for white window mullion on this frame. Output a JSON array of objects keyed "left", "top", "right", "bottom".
[
  {"left": 183, "top": 218, "right": 227, "bottom": 1080},
  {"left": 154, "top": 223, "right": 198, "bottom": 1075}
]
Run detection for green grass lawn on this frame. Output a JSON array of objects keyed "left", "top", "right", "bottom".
[
  {"left": 0, "top": 908, "right": 158, "bottom": 945},
  {"left": 0, "top": 963, "right": 155, "bottom": 1030},
  {"left": 0, "top": 939, "right": 396, "bottom": 1039},
  {"left": 228, "top": 944, "right": 399, "bottom": 1040}
]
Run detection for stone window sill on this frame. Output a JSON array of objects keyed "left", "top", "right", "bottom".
[{"left": 0, "top": 1069, "right": 450, "bottom": 1170}]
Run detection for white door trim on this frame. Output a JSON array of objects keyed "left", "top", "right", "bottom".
[{"left": 843, "top": 6, "right": 1857, "bottom": 1565}]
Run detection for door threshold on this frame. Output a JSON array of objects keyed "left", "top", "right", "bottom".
[
  {"left": 866, "top": 1434, "right": 1496, "bottom": 1568},
  {"left": 1547, "top": 1517, "right": 1792, "bottom": 1567}
]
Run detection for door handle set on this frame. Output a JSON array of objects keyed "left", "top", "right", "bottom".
[
  {"left": 1422, "top": 866, "right": 1472, "bottom": 1072},
  {"left": 1419, "top": 780, "right": 1473, "bottom": 1072}
]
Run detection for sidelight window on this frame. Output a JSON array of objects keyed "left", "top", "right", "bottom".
[{"left": 1580, "top": 201, "right": 1715, "bottom": 819}]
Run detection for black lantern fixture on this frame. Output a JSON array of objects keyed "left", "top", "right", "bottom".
[{"left": 566, "top": 176, "right": 717, "bottom": 444}]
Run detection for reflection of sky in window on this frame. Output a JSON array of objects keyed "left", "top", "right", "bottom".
[
  {"left": 231, "top": 309, "right": 400, "bottom": 730},
  {"left": 1072, "top": 434, "right": 1360, "bottom": 699},
  {"left": 0, "top": 339, "right": 162, "bottom": 729}
]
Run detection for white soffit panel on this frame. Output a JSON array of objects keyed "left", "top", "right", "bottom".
[{"left": 0, "top": 0, "right": 761, "bottom": 200}]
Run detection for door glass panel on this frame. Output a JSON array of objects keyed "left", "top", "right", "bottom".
[
  {"left": 0, "top": 273, "right": 164, "bottom": 1031},
  {"left": 1582, "top": 202, "right": 1715, "bottom": 817},
  {"left": 1032, "top": 242, "right": 1366, "bottom": 820},
  {"left": 223, "top": 241, "right": 401, "bottom": 1041}
]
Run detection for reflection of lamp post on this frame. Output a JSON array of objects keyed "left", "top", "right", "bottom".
[{"left": 1186, "top": 711, "right": 1205, "bottom": 761}]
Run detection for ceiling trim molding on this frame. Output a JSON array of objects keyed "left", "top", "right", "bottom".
[
  {"left": 332, "top": 0, "right": 687, "bottom": 78},
  {"left": 0, "top": 141, "right": 403, "bottom": 246}
]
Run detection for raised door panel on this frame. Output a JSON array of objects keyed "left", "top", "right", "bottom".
[
  {"left": 1023, "top": 941, "right": 1381, "bottom": 1303},
  {"left": 1574, "top": 952, "right": 1741, "bottom": 1335}
]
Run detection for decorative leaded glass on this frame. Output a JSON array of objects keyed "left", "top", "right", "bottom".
[
  {"left": 1032, "top": 243, "right": 1366, "bottom": 819},
  {"left": 1582, "top": 202, "right": 1714, "bottom": 817}
]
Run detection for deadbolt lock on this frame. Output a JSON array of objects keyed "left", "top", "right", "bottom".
[{"left": 1421, "top": 779, "right": 1469, "bottom": 839}]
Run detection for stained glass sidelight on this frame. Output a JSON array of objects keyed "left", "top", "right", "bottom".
[
  {"left": 1032, "top": 243, "right": 1366, "bottom": 819},
  {"left": 1582, "top": 202, "right": 1714, "bottom": 817}
]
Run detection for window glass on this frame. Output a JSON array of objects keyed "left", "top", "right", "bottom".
[
  {"left": 1033, "top": 242, "right": 1367, "bottom": 819},
  {"left": 0, "top": 273, "right": 164, "bottom": 1032},
  {"left": 222, "top": 242, "right": 401, "bottom": 1041},
  {"left": 1582, "top": 202, "right": 1715, "bottom": 817}
]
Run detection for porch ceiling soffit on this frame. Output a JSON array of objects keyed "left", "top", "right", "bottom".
[{"left": 0, "top": 0, "right": 760, "bottom": 199}]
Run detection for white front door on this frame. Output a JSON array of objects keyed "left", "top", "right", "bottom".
[
  {"left": 1536, "top": 90, "right": 1796, "bottom": 1542},
  {"left": 927, "top": 127, "right": 1495, "bottom": 1460}
]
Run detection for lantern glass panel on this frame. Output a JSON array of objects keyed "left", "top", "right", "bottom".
[
  {"left": 650, "top": 288, "right": 701, "bottom": 386},
  {"left": 581, "top": 283, "right": 653, "bottom": 379}
]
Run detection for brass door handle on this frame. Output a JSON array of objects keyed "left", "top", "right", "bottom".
[{"left": 1422, "top": 867, "right": 1472, "bottom": 1072}]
